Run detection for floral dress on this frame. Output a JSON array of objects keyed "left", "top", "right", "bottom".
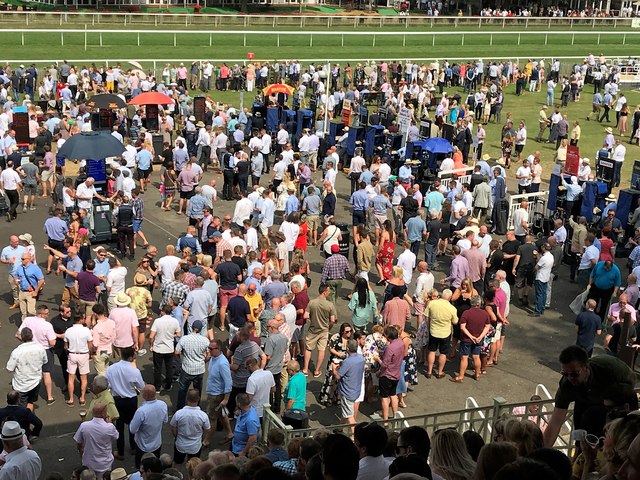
[
  {"left": 402, "top": 333, "right": 418, "bottom": 386},
  {"left": 481, "top": 304, "right": 498, "bottom": 356},
  {"left": 363, "top": 332, "right": 387, "bottom": 375},
  {"left": 318, "top": 333, "right": 348, "bottom": 406},
  {"left": 376, "top": 238, "right": 395, "bottom": 281}
]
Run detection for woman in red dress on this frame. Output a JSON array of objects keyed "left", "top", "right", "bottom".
[{"left": 375, "top": 219, "right": 396, "bottom": 285}]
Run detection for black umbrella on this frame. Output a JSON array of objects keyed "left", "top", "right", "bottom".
[
  {"left": 86, "top": 93, "right": 127, "bottom": 110},
  {"left": 57, "top": 132, "right": 126, "bottom": 160}
]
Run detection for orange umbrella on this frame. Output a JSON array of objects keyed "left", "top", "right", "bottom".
[
  {"left": 128, "top": 92, "right": 174, "bottom": 105},
  {"left": 263, "top": 83, "right": 295, "bottom": 96}
]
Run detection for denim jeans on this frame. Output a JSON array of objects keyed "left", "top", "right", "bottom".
[
  {"left": 425, "top": 242, "right": 437, "bottom": 269},
  {"left": 410, "top": 241, "right": 421, "bottom": 258},
  {"left": 534, "top": 280, "right": 548, "bottom": 314},
  {"left": 176, "top": 370, "right": 203, "bottom": 410}
]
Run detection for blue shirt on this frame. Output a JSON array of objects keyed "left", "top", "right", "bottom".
[
  {"left": 424, "top": 191, "right": 445, "bottom": 213},
  {"left": 244, "top": 277, "right": 263, "bottom": 294},
  {"left": 186, "top": 195, "right": 207, "bottom": 220},
  {"left": 14, "top": 262, "right": 43, "bottom": 291},
  {"left": 130, "top": 399, "right": 168, "bottom": 452},
  {"left": 93, "top": 257, "right": 110, "bottom": 291},
  {"left": 206, "top": 354, "right": 233, "bottom": 396},
  {"left": 476, "top": 161, "right": 492, "bottom": 177},
  {"left": 283, "top": 372, "right": 307, "bottom": 410},
  {"left": 590, "top": 261, "right": 621, "bottom": 290},
  {"left": 43, "top": 217, "right": 69, "bottom": 241},
  {"left": 105, "top": 360, "right": 144, "bottom": 398},
  {"left": 174, "top": 149, "right": 189, "bottom": 171},
  {"left": 285, "top": 195, "right": 300, "bottom": 216},
  {"left": 370, "top": 194, "right": 391, "bottom": 216},
  {"left": 63, "top": 255, "right": 83, "bottom": 288},
  {"left": 562, "top": 180, "right": 582, "bottom": 201},
  {"left": 405, "top": 216, "right": 427, "bottom": 242},
  {"left": 337, "top": 353, "right": 365, "bottom": 401},
  {"left": 232, "top": 407, "right": 260, "bottom": 454},
  {"left": 136, "top": 150, "right": 153, "bottom": 171},
  {"left": 359, "top": 170, "right": 374, "bottom": 185},
  {"left": 398, "top": 165, "right": 412, "bottom": 180},
  {"left": 1, "top": 245, "right": 27, "bottom": 276},
  {"left": 349, "top": 189, "right": 369, "bottom": 211}
]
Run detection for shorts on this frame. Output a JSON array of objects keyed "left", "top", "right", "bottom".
[
  {"left": 305, "top": 330, "right": 329, "bottom": 352},
  {"left": 378, "top": 376, "right": 399, "bottom": 398},
  {"left": 133, "top": 219, "right": 143, "bottom": 234},
  {"left": 67, "top": 352, "right": 91, "bottom": 375},
  {"left": 340, "top": 396, "right": 356, "bottom": 418},
  {"left": 427, "top": 334, "right": 451, "bottom": 355},
  {"left": 41, "top": 169, "right": 53, "bottom": 182},
  {"left": 219, "top": 288, "right": 238, "bottom": 308},
  {"left": 19, "top": 385, "right": 39, "bottom": 406},
  {"left": 515, "top": 144, "right": 524, "bottom": 153},
  {"left": 180, "top": 190, "right": 195, "bottom": 200},
  {"left": 137, "top": 168, "right": 150, "bottom": 179},
  {"left": 459, "top": 341, "right": 481, "bottom": 356},
  {"left": 492, "top": 323, "right": 503, "bottom": 342},
  {"left": 306, "top": 215, "right": 320, "bottom": 234},
  {"left": 291, "top": 325, "right": 303, "bottom": 343},
  {"left": 207, "top": 394, "right": 227, "bottom": 423},
  {"left": 374, "top": 214, "right": 388, "bottom": 229},
  {"left": 48, "top": 238, "right": 65, "bottom": 253},
  {"left": 138, "top": 317, "right": 148, "bottom": 333},
  {"left": 23, "top": 184, "right": 37, "bottom": 196},
  {"left": 42, "top": 349, "right": 54, "bottom": 373},
  {"left": 352, "top": 210, "right": 367, "bottom": 226},
  {"left": 515, "top": 266, "right": 534, "bottom": 288}
]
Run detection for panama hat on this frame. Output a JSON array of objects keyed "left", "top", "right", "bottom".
[
  {"left": 0, "top": 421, "right": 24, "bottom": 440},
  {"left": 18, "top": 233, "right": 33, "bottom": 245},
  {"left": 606, "top": 194, "right": 616, "bottom": 202},
  {"left": 481, "top": 154, "right": 491, "bottom": 161},
  {"left": 196, "top": 121, "right": 205, "bottom": 128},
  {"left": 582, "top": 157, "right": 590, "bottom": 163},
  {"left": 134, "top": 273, "right": 148, "bottom": 286},
  {"left": 114, "top": 292, "right": 131, "bottom": 307},
  {"left": 110, "top": 468, "right": 131, "bottom": 480},
  {"left": 189, "top": 115, "right": 196, "bottom": 122},
  {"left": 605, "top": 127, "right": 613, "bottom": 134}
]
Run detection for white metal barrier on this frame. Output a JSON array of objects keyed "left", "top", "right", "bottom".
[
  {"left": 463, "top": 396, "right": 490, "bottom": 436},
  {"left": 507, "top": 191, "right": 549, "bottom": 230},
  {"left": 438, "top": 167, "right": 474, "bottom": 190}
]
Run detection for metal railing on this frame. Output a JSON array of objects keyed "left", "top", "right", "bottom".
[
  {"left": 507, "top": 191, "right": 549, "bottom": 229},
  {"left": 0, "top": 12, "right": 635, "bottom": 30},
  {"left": 438, "top": 166, "right": 474, "bottom": 190},
  {"left": 263, "top": 394, "right": 577, "bottom": 454}
]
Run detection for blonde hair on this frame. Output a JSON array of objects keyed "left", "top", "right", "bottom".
[
  {"left": 431, "top": 429, "right": 477, "bottom": 480},
  {"left": 473, "top": 442, "right": 518, "bottom": 480},
  {"left": 502, "top": 419, "right": 544, "bottom": 457},
  {"left": 200, "top": 254, "right": 213, "bottom": 268},
  {"left": 392, "top": 265, "right": 404, "bottom": 280}
]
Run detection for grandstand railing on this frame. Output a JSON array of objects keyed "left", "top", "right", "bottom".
[
  {"left": 262, "top": 395, "right": 578, "bottom": 454},
  {"left": 438, "top": 167, "right": 474, "bottom": 190},
  {"left": 1, "top": 12, "right": 636, "bottom": 30}
]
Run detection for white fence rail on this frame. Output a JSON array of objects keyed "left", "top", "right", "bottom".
[
  {"left": 3, "top": 28, "right": 639, "bottom": 51},
  {"left": 507, "top": 191, "right": 549, "bottom": 230},
  {"left": 1, "top": 12, "right": 635, "bottom": 30}
]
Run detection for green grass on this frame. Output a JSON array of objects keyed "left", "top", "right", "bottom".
[{"left": 2, "top": 30, "right": 640, "bottom": 62}]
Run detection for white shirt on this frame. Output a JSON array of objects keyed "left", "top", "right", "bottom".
[
  {"left": 377, "top": 163, "right": 391, "bottom": 183},
  {"left": 325, "top": 168, "right": 337, "bottom": 188},
  {"left": 279, "top": 221, "right": 300, "bottom": 252},
  {"left": 76, "top": 182, "right": 97, "bottom": 209},
  {"left": 233, "top": 198, "right": 254, "bottom": 225},
  {"left": 0, "top": 446, "right": 41, "bottom": 480},
  {"left": 440, "top": 157, "right": 455, "bottom": 171},
  {"left": 516, "top": 127, "right": 527, "bottom": 145},
  {"left": 478, "top": 234, "right": 492, "bottom": 257},
  {"left": 64, "top": 324, "right": 93, "bottom": 353},
  {"left": 516, "top": 166, "right": 532, "bottom": 186},
  {"left": 150, "top": 315, "right": 181, "bottom": 354},
  {"left": 158, "top": 255, "right": 180, "bottom": 285},
  {"left": 277, "top": 129, "right": 289, "bottom": 145},
  {"left": 612, "top": 144, "right": 626, "bottom": 162},
  {"left": 123, "top": 144, "right": 137, "bottom": 167},
  {"left": 396, "top": 249, "right": 416, "bottom": 284},
  {"left": 413, "top": 272, "right": 435, "bottom": 304},
  {"left": 245, "top": 227, "right": 258, "bottom": 252},
  {"left": 6, "top": 342, "right": 47, "bottom": 392},
  {"left": 106, "top": 266, "right": 128, "bottom": 297},
  {"left": 512, "top": 208, "right": 529, "bottom": 236},
  {"left": 0, "top": 168, "right": 21, "bottom": 190},
  {"left": 536, "top": 251, "right": 554, "bottom": 282},
  {"left": 214, "top": 132, "right": 228, "bottom": 149},
  {"left": 246, "top": 368, "right": 275, "bottom": 417},
  {"left": 260, "top": 134, "right": 271, "bottom": 154}
]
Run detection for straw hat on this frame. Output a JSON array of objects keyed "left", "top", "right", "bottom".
[
  {"left": 481, "top": 154, "right": 491, "bottom": 161},
  {"left": 196, "top": 121, "right": 205, "bottom": 128},
  {"left": 606, "top": 194, "right": 616, "bottom": 202},
  {"left": 605, "top": 127, "right": 613, "bottom": 134},
  {"left": 114, "top": 292, "right": 131, "bottom": 307},
  {"left": 134, "top": 273, "right": 148, "bottom": 286},
  {"left": 110, "top": 468, "right": 131, "bottom": 480},
  {"left": 18, "top": 233, "right": 33, "bottom": 245}
]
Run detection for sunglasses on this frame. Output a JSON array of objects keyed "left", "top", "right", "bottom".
[{"left": 248, "top": 289, "right": 256, "bottom": 293}]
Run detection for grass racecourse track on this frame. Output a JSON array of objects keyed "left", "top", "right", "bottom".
[{"left": 4, "top": 14, "right": 640, "bottom": 189}]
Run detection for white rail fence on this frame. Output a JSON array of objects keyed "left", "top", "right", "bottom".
[
  {"left": 3, "top": 28, "right": 640, "bottom": 50},
  {"left": 2, "top": 12, "right": 635, "bottom": 30}
]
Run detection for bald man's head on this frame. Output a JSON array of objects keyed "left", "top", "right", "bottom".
[{"left": 142, "top": 385, "right": 156, "bottom": 401}]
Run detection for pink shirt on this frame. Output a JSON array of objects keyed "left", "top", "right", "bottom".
[
  {"left": 178, "top": 67, "right": 187, "bottom": 80},
  {"left": 18, "top": 316, "right": 56, "bottom": 350},
  {"left": 108, "top": 307, "right": 139, "bottom": 348},
  {"left": 494, "top": 288, "right": 507, "bottom": 319},
  {"left": 607, "top": 302, "right": 636, "bottom": 324},
  {"left": 92, "top": 318, "right": 117, "bottom": 354}
]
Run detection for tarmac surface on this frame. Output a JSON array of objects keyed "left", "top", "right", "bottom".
[{"left": 0, "top": 165, "right": 614, "bottom": 477}]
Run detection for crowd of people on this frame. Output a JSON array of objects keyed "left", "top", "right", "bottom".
[{"left": 0, "top": 48, "right": 639, "bottom": 480}]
